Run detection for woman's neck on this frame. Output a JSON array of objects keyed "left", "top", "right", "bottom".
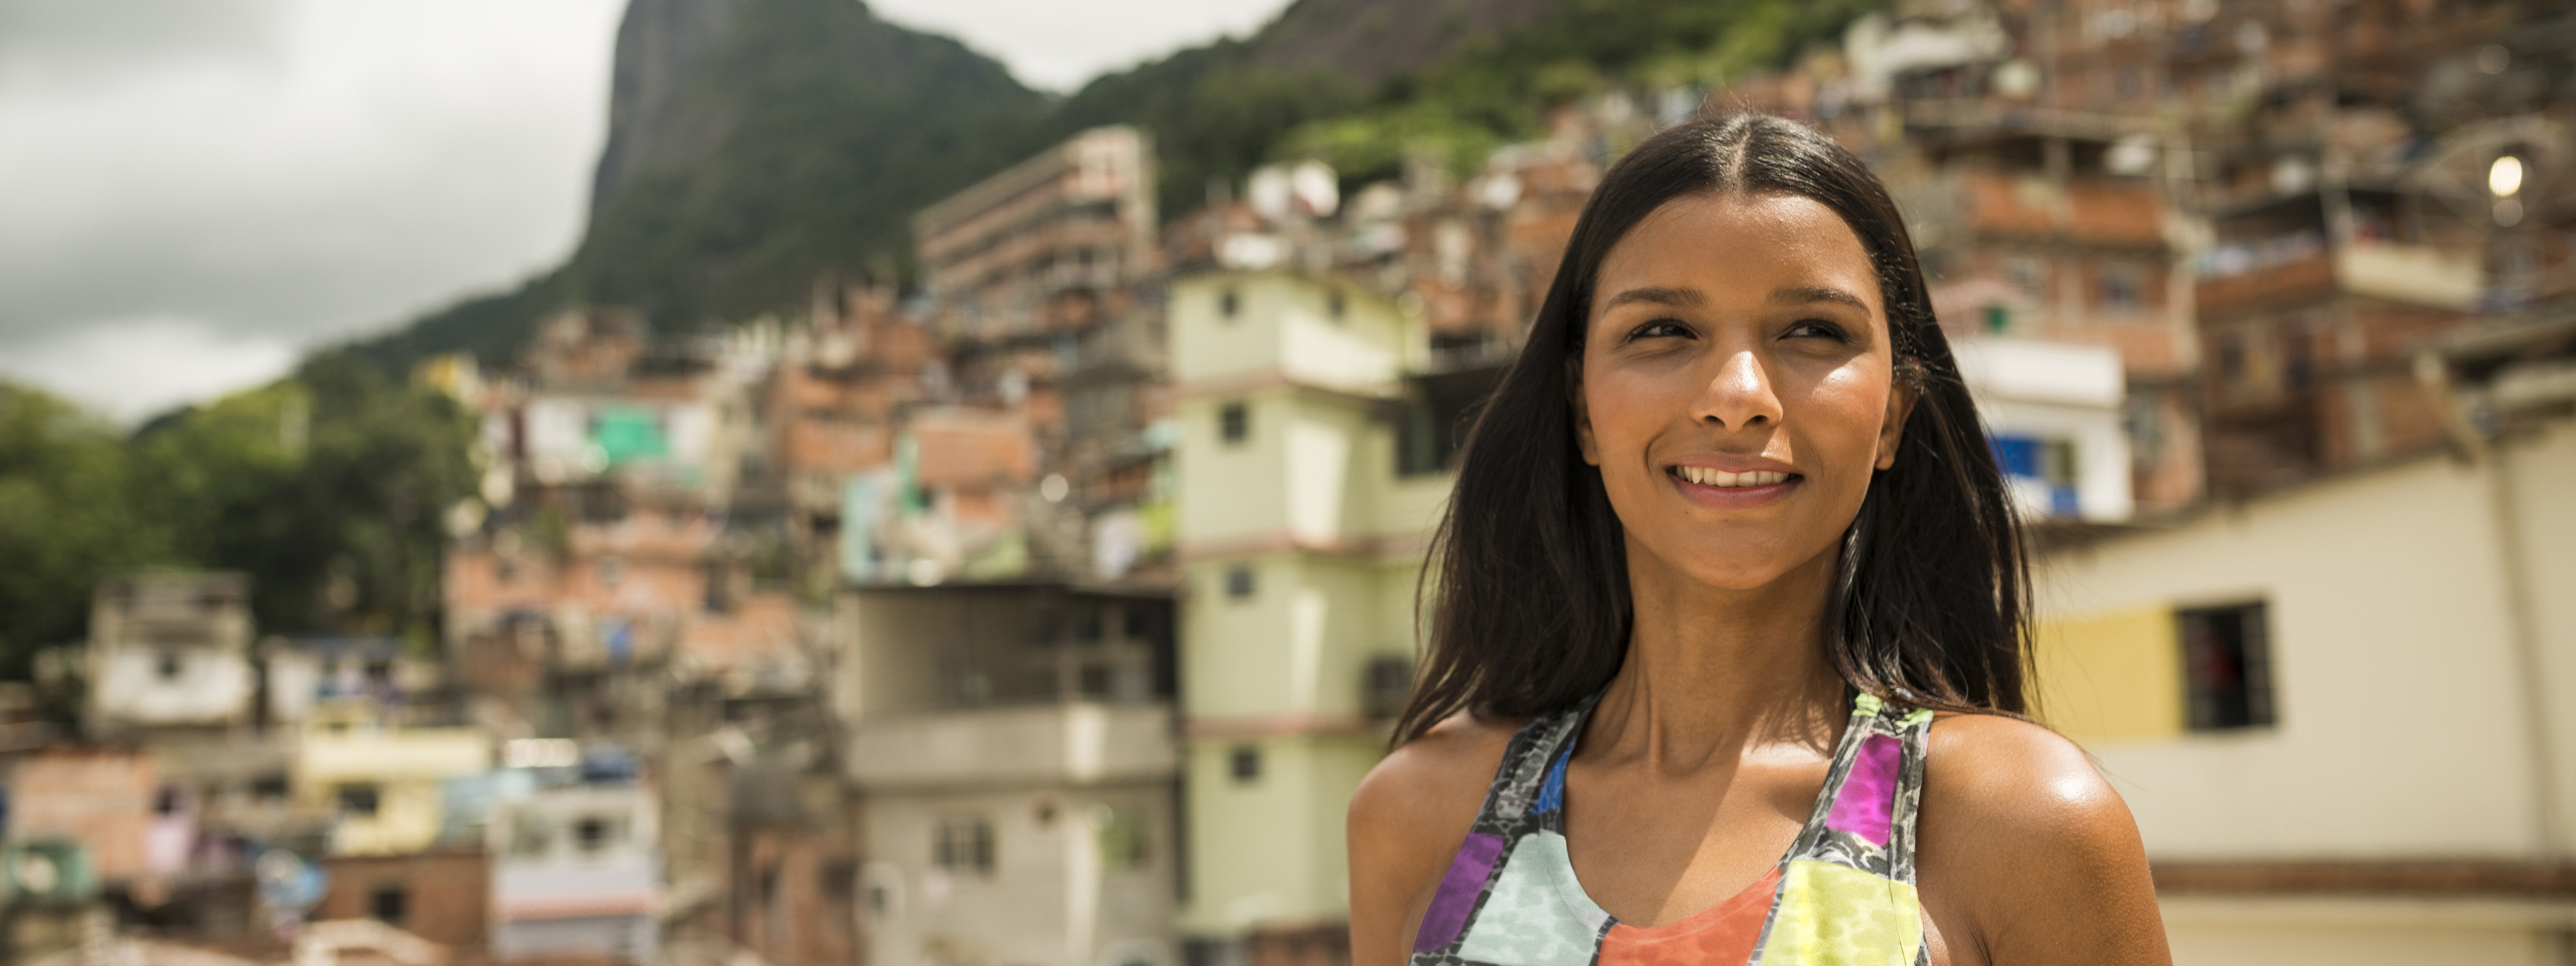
[{"left": 1586, "top": 541, "right": 1849, "bottom": 773}]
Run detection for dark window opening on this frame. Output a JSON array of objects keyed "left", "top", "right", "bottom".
[
  {"left": 338, "top": 785, "right": 380, "bottom": 816},
  {"left": 1219, "top": 402, "right": 1249, "bottom": 445},
  {"left": 251, "top": 775, "right": 290, "bottom": 801},
  {"left": 1397, "top": 365, "right": 1504, "bottom": 476},
  {"left": 1219, "top": 289, "right": 1240, "bottom": 319},
  {"left": 2098, "top": 266, "right": 2143, "bottom": 311},
  {"left": 370, "top": 885, "right": 406, "bottom": 926},
  {"left": 1229, "top": 745, "right": 1261, "bottom": 783},
  {"left": 2181, "top": 602, "right": 2275, "bottom": 731},
  {"left": 156, "top": 652, "right": 184, "bottom": 681},
  {"left": 1363, "top": 657, "right": 1414, "bottom": 718},
  {"left": 1327, "top": 290, "right": 1347, "bottom": 321},
  {"left": 933, "top": 815, "right": 995, "bottom": 875},
  {"left": 823, "top": 859, "right": 857, "bottom": 900},
  {"left": 574, "top": 816, "right": 613, "bottom": 853},
  {"left": 1223, "top": 567, "right": 1256, "bottom": 600}
]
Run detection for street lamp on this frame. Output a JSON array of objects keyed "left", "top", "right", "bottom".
[{"left": 2490, "top": 155, "right": 2524, "bottom": 227}]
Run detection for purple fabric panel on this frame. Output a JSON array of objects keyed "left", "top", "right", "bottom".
[
  {"left": 1824, "top": 734, "right": 1902, "bottom": 845},
  {"left": 1414, "top": 832, "right": 1508, "bottom": 951}
]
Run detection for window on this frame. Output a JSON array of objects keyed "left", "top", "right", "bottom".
[
  {"left": 251, "top": 774, "right": 289, "bottom": 802},
  {"left": 1223, "top": 566, "right": 1256, "bottom": 600},
  {"left": 155, "top": 652, "right": 184, "bottom": 682},
  {"left": 574, "top": 815, "right": 617, "bottom": 853},
  {"left": 2002, "top": 256, "right": 2047, "bottom": 300},
  {"left": 823, "top": 859, "right": 857, "bottom": 900},
  {"left": 1229, "top": 745, "right": 1261, "bottom": 784},
  {"left": 1219, "top": 288, "right": 1240, "bottom": 319},
  {"left": 370, "top": 885, "right": 407, "bottom": 926},
  {"left": 1363, "top": 657, "right": 1414, "bottom": 718},
  {"left": 1078, "top": 663, "right": 1115, "bottom": 698},
  {"left": 1992, "top": 433, "right": 2079, "bottom": 517},
  {"left": 1981, "top": 303, "right": 2012, "bottom": 334},
  {"left": 2180, "top": 602, "right": 2275, "bottom": 731},
  {"left": 1327, "top": 289, "right": 1347, "bottom": 321},
  {"left": 1219, "top": 402, "right": 1249, "bottom": 445},
  {"left": 2096, "top": 263, "right": 2144, "bottom": 312},
  {"left": 933, "top": 816, "right": 995, "bottom": 875},
  {"left": 338, "top": 784, "right": 381, "bottom": 817}
]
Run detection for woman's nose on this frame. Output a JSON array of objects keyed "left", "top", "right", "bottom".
[{"left": 1694, "top": 349, "right": 1783, "bottom": 429}]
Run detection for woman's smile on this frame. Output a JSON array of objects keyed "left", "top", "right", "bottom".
[{"left": 1663, "top": 458, "right": 1801, "bottom": 509}]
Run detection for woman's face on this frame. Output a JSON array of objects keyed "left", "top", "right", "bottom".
[{"left": 1574, "top": 191, "right": 1913, "bottom": 593}]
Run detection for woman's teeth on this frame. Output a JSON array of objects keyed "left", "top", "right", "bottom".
[{"left": 1673, "top": 467, "right": 1788, "bottom": 488}]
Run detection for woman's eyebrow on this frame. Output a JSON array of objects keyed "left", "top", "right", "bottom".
[
  {"left": 1600, "top": 286, "right": 1705, "bottom": 311},
  {"left": 1769, "top": 285, "right": 1870, "bottom": 311}
]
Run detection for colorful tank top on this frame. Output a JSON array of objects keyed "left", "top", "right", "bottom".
[{"left": 1409, "top": 692, "right": 1935, "bottom": 966}]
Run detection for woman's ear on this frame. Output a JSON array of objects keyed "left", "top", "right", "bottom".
[
  {"left": 1567, "top": 356, "right": 1601, "bottom": 467},
  {"left": 1875, "top": 368, "right": 1917, "bottom": 470}
]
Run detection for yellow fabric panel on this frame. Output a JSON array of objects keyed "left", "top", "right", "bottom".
[
  {"left": 2034, "top": 606, "right": 2183, "bottom": 743},
  {"left": 1761, "top": 859, "right": 1924, "bottom": 966}
]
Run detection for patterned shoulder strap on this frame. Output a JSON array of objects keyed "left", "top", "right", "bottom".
[
  {"left": 1783, "top": 692, "right": 1937, "bottom": 881},
  {"left": 1465, "top": 702, "right": 1590, "bottom": 839}
]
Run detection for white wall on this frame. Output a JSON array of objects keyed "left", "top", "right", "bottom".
[
  {"left": 862, "top": 784, "right": 1178, "bottom": 966},
  {"left": 2035, "top": 425, "right": 2576, "bottom": 859}
]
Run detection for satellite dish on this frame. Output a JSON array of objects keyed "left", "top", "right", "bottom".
[
  {"left": 1290, "top": 160, "right": 1339, "bottom": 218},
  {"left": 255, "top": 849, "right": 326, "bottom": 912},
  {"left": 1247, "top": 166, "right": 1294, "bottom": 223}
]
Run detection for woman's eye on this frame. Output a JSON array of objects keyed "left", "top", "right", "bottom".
[
  {"left": 1628, "top": 320, "right": 1692, "bottom": 341},
  {"left": 1783, "top": 320, "right": 1850, "bottom": 342}
]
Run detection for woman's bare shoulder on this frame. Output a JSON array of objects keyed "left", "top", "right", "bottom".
[
  {"left": 1919, "top": 712, "right": 2169, "bottom": 965},
  {"left": 1922, "top": 712, "right": 2131, "bottom": 843},
  {"left": 1349, "top": 712, "right": 1524, "bottom": 850}
]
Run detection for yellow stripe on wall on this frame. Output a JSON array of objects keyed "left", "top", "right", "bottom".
[{"left": 2034, "top": 607, "right": 2183, "bottom": 743}]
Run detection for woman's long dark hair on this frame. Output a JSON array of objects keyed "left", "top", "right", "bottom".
[{"left": 1394, "top": 113, "right": 2030, "bottom": 745}]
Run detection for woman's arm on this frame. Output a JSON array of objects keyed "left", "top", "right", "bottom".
[
  {"left": 1918, "top": 714, "right": 2172, "bottom": 966},
  {"left": 1347, "top": 714, "right": 1519, "bottom": 966}
]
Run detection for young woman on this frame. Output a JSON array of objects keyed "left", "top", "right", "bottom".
[{"left": 1348, "top": 115, "right": 2169, "bottom": 965}]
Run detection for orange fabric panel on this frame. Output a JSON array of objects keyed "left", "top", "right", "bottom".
[{"left": 1596, "top": 865, "right": 1781, "bottom": 966}]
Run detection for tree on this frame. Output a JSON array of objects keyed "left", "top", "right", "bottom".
[{"left": 0, "top": 384, "right": 171, "bottom": 677}]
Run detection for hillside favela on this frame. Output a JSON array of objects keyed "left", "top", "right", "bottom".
[{"left": 1, "top": 0, "right": 2573, "bottom": 964}]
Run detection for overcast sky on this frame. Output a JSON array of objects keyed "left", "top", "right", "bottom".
[{"left": 0, "top": 0, "right": 1288, "bottom": 423}]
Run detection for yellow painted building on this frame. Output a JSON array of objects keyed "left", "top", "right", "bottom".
[
  {"left": 297, "top": 719, "right": 491, "bottom": 857},
  {"left": 1167, "top": 270, "right": 1463, "bottom": 951}
]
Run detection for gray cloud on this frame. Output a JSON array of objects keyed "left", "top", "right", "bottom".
[{"left": 0, "top": 0, "right": 295, "bottom": 89}]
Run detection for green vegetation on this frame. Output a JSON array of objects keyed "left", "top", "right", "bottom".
[
  {"left": 1278, "top": 0, "right": 1882, "bottom": 182},
  {"left": 0, "top": 356, "right": 477, "bottom": 676}
]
